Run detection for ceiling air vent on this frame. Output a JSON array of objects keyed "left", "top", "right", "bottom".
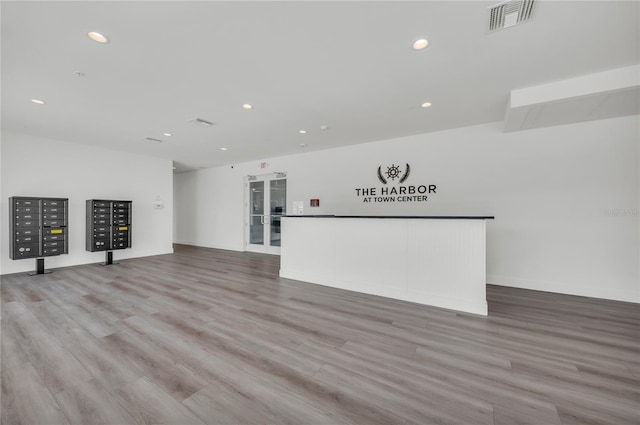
[
  {"left": 488, "top": 0, "right": 535, "bottom": 32},
  {"left": 144, "top": 137, "right": 163, "bottom": 143},
  {"left": 189, "top": 117, "right": 214, "bottom": 127}
]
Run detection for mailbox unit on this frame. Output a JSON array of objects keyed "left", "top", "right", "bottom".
[
  {"left": 9, "top": 196, "right": 69, "bottom": 263},
  {"left": 86, "top": 200, "right": 132, "bottom": 252}
]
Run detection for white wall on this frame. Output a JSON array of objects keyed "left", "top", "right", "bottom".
[
  {"left": 174, "top": 115, "right": 639, "bottom": 303},
  {"left": 174, "top": 165, "right": 245, "bottom": 251},
  {"left": 1, "top": 132, "right": 173, "bottom": 275}
]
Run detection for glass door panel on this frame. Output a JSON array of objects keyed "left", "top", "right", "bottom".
[
  {"left": 249, "top": 181, "right": 265, "bottom": 245},
  {"left": 245, "top": 174, "right": 287, "bottom": 254},
  {"left": 269, "top": 179, "right": 287, "bottom": 248}
]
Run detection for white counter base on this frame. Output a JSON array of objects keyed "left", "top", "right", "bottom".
[{"left": 280, "top": 217, "right": 488, "bottom": 315}]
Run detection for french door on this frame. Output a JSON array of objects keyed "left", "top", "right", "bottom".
[{"left": 245, "top": 173, "right": 287, "bottom": 254}]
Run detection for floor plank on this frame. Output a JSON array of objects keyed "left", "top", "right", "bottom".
[
  {"left": 111, "top": 376, "right": 205, "bottom": 425},
  {"left": 1, "top": 361, "right": 71, "bottom": 425},
  {"left": 54, "top": 378, "right": 137, "bottom": 425}
]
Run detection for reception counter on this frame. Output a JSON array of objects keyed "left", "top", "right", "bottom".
[{"left": 279, "top": 215, "right": 494, "bottom": 315}]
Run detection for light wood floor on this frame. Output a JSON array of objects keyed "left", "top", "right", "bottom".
[{"left": 1, "top": 245, "right": 639, "bottom": 425}]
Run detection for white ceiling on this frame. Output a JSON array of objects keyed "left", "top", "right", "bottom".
[{"left": 2, "top": 1, "right": 639, "bottom": 172}]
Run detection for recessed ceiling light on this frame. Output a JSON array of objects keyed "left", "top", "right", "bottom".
[
  {"left": 220, "top": 147, "right": 227, "bottom": 151},
  {"left": 242, "top": 104, "right": 253, "bottom": 110},
  {"left": 299, "top": 143, "right": 307, "bottom": 147},
  {"left": 88, "top": 31, "right": 109, "bottom": 43},
  {"left": 30, "top": 99, "right": 46, "bottom": 105},
  {"left": 412, "top": 38, "right": 429, "bottom": 50},
  {"left": 421, "top": 102, "right": 432, "bottom": 108},
  {"left": 299, "top": 130, "right": 307, "bottom": 134},
  {"left": 163, "top": 132, "right": 172, "bottom": 137}
]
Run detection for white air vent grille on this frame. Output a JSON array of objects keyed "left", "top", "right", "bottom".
[
  {"left": 190, "top": 117, "right": 214, "bottom": 127},
  {"left": 488, "top": 0, "right": 535, "bottom": 32},
  {"left": 144, "top": 137, "right": 163, "bottom": 143}
]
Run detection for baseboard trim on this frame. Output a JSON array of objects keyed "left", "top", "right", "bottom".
[
  {"left": 173, "top": 240, "right": 243, "bottom": 252},
  {"left": 487, "top": 274, "right": 639, "bottom": 304}
]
